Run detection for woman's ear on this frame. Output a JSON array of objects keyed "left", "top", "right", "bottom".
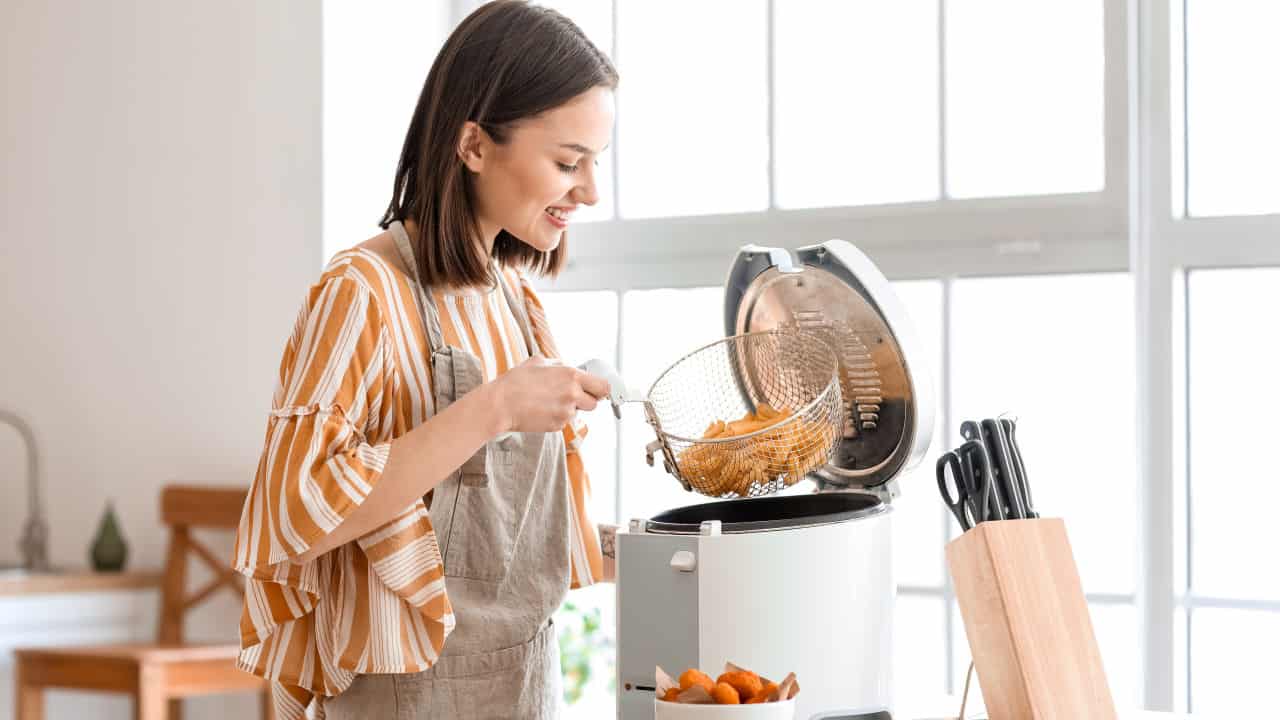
[{"left": 457, "top": 121, "right": 488, "bottom": 173}]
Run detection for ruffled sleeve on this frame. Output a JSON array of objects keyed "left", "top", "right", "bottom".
[
  {"left": 232, "top": 272, "right": 454, "bottom": 718},
  {"left": 234, "top": 274, "right": 390, "bottom": 607},
  {"left": 516, "top": 271, "right": 605, "bottom": 588}
]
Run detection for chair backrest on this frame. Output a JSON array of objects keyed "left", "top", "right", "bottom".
[{"left": 156, "top": 484, "right": 248, "bottom": 644}]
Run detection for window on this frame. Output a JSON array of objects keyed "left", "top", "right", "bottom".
[
  {"left": 945, "top": 0, "right": 1106, "bottom": 198},
  {"left": 1182, "top": 267, "right": 1280, "bottom": 714},
  {"left": 529, "top": 0, "right": 1122, "bottom": 711},
  {"left": 550, "top": 0, "right": 1115, "bottom": 225},
  {"left": 323, "top": 0, "right": 1280, "bottom": 713},
  {"left": 1182, "top": 3, "right": 1280, "bottom": 217},
  {"left": 774, "top": 1, "right": 939, "bottom": 208},
  {"left": 1168, "top": 2, "right": 1280, "bottom": 713},
  {"left": 615, "top": 0, "right": 769, "bottom": 218},
  {"left": 950, "top": 273, "right": 1140, "bottom": 707}
]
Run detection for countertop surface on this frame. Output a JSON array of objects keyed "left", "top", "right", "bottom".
[
  {"left": 0, "top": 569, "right": 161, "bottom": 596},
  {"left": 901, "top": 695, "right": 1202, "bottom": 719}
]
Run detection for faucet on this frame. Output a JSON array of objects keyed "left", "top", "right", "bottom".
[{"left": 0, "top": 409, "right": 49, "bottom": 572}]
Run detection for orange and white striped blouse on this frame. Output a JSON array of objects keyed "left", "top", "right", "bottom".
[{"left": 232, "top": 246, "right": 603, "bottom": 719}]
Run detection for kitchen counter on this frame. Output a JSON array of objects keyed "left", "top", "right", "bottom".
[
  {"left": 0, "top": 569, "right": 159, "bottom": 720},
  {"left": 902, "top": 695, "right": 1203, "bottom": 719},
  {"left": 910, "top": 713, "right": 1198, "bottom": 719},
  {"left": 910, "top": 714, "right": 1198, "bottom": 719},
  {"left": 0, "top": 569, "right": 161, "bottom": 596}
]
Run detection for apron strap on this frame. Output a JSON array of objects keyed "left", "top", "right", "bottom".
[
  {"left": 494, "top": 266, "right": 541, "bottom": 361},
  {"left": 389, "top": 220, "right": 447, "bottom": 355}
]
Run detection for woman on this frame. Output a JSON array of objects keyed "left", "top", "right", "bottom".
[{"left": 232, "top": 3, "right": 619, "bottom": 718}]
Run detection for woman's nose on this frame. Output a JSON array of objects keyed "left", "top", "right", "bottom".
[{"left": 573, "top": 166, "right": 600, "bottom": 206}]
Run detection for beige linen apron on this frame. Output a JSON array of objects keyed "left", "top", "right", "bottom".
[{"left": 324, "top": 221, "right": 574, "bottom": 719}]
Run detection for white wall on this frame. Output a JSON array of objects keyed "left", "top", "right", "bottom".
[
  {"left": 321, "top": 0, "right": 452, "bottom": 260},
  {"left": 1, "top": 1, "right": 320, "bottom": 716}
]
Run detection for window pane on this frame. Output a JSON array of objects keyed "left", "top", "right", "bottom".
[
  {"left": 619, "top": 287, "right": 725, "bottom": 521},
  {"left": 1188, "top": 268, "right": 1280, "bottom": 600},
  {"left": 538, "top": 0, "right": 617, "bottom": 223},
  {"left": 616, "top": 0, "right": 768, "bottom": 218},
  {"left": 945, "top": 0, "right": 1104, "bottom": 198},
  {"left": 1191, "top": 608, "right": 1280, "bottom": 714},
  {"left": 1185, "top": 2, "right": 1280, "bottom": 217},
  {"left": 950, "top": 274, "right": 1137, "bottom": 594},
  {"left": 895, "top": 594, "right": 947, "bottom": 701},
  {"left": 891, "top": 280, "right": 946, "bottom": 588},
  {"left": 538, "top": 290, "right": 620, "bottom": 525},
  {"left": 1182, "top": 2, "right": 1274, "bottom": 215},
  {"left": 1089, "top": 603, "right": 1140, "bottom": 710},
  {"left": 775, "top": 1, "right": 939, "bottom": 208}
]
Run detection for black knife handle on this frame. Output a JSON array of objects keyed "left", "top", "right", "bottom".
[
  {"left": 982, "top": 418, "right": 1026, "bottom": 520},
  {"left": 1002, "top": 418, "right": 1038, "bottom": 519}
]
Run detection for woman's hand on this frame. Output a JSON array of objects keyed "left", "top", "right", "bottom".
[{"left": 491, "top": 356, "right": 611, "bottom": 434}]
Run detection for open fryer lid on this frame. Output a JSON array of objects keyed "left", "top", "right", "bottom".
[{"left": 723, "top": 242, "right": 935, "bottom": 490}]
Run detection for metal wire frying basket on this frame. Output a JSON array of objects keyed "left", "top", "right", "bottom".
[{"left": 642, "top": 328, "right": 844, "bottom": 498}]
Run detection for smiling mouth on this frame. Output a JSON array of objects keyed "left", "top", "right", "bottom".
[{"left": 544, "top": 207, "right": 571, "bottom": 222}]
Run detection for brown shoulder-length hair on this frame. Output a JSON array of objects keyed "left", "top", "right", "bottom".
[{"left": 379, "top": 1, "right": 618, "bottom": 288}]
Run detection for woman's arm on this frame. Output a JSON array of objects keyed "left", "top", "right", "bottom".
[
  {"left": 295, "top": 357, "right": 609, "bottom": 565},
  {"left": 296, "top": 382, "right": 506, "bottom": 564}
]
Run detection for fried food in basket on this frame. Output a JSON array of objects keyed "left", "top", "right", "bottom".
[
  {"left": 656, "top": 663, "right": 799, "bottom": 705},
  {"left": 676, "top": 403, "right": 832, "bottom": 496}
]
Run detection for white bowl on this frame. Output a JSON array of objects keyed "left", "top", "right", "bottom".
[{"left": 654, "top": 697, "right": 796, "bottom": 720}]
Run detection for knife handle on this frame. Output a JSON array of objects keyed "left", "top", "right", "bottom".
[{"left": 982, "top": 418, "right": 1026, "bottom": 520}]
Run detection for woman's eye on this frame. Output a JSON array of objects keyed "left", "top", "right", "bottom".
[{"left": 556, "top": 161, "right": 579, "bottom": 174}]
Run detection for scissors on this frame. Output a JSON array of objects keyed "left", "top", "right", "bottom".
[{"left": 935, "top": 440, "right": 995, "bottom": 531}]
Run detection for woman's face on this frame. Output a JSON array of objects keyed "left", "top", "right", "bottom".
[{"left": 467, "top": 86, "right": 615, "bottom": 253}]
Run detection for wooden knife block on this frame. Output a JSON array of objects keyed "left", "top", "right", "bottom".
[{"left": 945, "top": 518, "right": 1117, "bottom": 720}]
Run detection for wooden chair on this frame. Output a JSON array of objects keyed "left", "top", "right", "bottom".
[{"left": 14, "top": 485, "right": 272, "bottom": 720}]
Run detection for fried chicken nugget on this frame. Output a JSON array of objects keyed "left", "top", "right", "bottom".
[
  {"left": 660, "top": 688, "right": 680, "bottom": 702},
  {"left": 678, "top": 668, "right": 715, "bottom": 694},
  {"left": 710, "top": 682, "right": 741, "bottom": 704},
  {"left": 716, "top": 670, "right": 763, "bottom": 702},
  {"left": 747, "top": 681, "right": 778, "bottom": 704}
]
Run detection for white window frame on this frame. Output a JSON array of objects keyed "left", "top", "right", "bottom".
[
  {"left": 447, "top": 0, "right": 1280, "bottom": 712},
  {"left": 1136, "top": 0, "right": 1280, "bottom": 713}
]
